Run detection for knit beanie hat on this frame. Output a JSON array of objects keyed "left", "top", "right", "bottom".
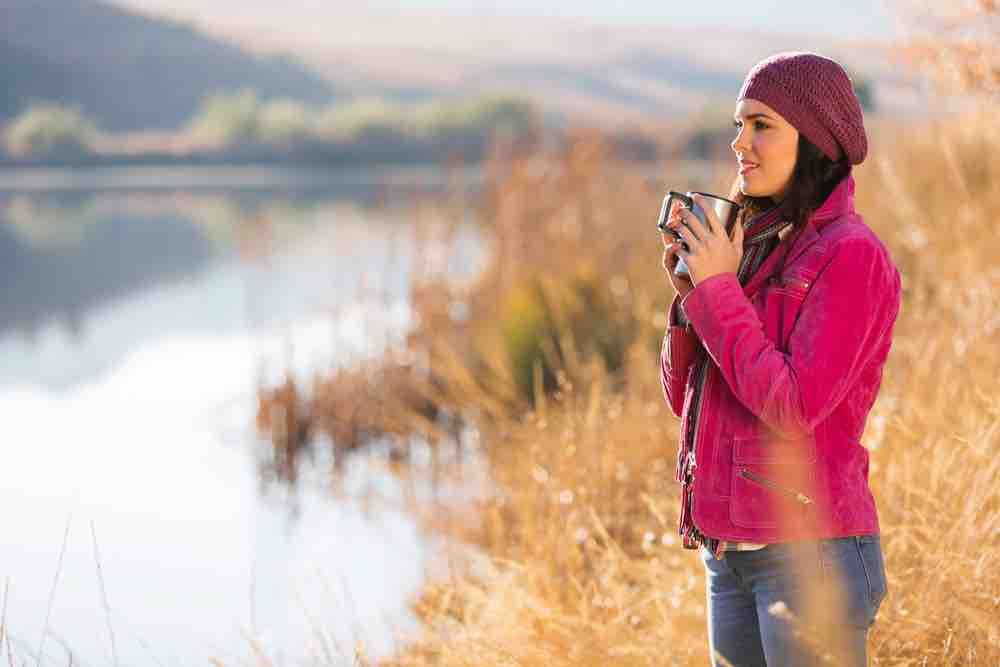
[{"left": 737, "top": 51, "right": 868, "bottom": 165}]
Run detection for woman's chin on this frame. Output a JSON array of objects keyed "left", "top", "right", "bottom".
[{"left": 739, "top": 178, "right": 775, "bottom": 199}]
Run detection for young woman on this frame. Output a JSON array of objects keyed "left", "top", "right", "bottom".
[{"left": 659, "top": 52, "right": 901, "bottom": 666}]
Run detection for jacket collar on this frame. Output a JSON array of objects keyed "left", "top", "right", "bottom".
[
  {"left": 741, "top": 169, "right": 856, "bottom": 297},
  {"left": 812, "top": 168, "right": 855, "bottom": 225},
  {"left": 783, "top": 168, "right": 856, "bottom": 266}
]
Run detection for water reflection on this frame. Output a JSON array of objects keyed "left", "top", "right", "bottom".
[
  {"left": 0, "top": 168, "right": 484, "bottom": 665},
  {"left": 0, "top": 194, "right": 215, "bottom": 342},
  {"left": 0, "top": 320, "right": 430, "bottom": 665}
]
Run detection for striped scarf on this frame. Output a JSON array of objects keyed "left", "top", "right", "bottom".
[{"left": 679, "top": 202, "right": 796, "bottom": 555}]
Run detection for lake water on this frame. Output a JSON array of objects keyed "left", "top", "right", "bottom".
[{"left": 0, "top": 166, "right": 487, "bottom": 666}]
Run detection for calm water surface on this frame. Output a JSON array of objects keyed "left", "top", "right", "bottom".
[{"left": 0, "top": 166, "right": 486, "bottom": 665}]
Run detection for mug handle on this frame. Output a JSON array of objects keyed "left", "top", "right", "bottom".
[{"left": 656, "top": 190, "right": 692, "bottom": 239}]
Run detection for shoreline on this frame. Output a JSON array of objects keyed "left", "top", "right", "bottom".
[
  {"left": 0, "top": 158, "right": 710, "bottom": 195},
  {"left": 0, "top": 162, "right": 487, "bottom": 194}
]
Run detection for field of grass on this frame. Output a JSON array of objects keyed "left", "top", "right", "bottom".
[{"left": 339, "top": 108, "right": 1000, "bottom": 666}]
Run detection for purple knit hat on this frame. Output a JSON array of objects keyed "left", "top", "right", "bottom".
[{"left": 738, "top": 52, "right": 868, "bottom": 165}]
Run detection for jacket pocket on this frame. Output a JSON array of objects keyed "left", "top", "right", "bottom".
[
  {"left": 730, "top": 435, "right": 818, "bottom": 529},
  {"left": 733, "top": 434, "right": 817, "bottom": 464},
  {"left": 712, "top": 432, "right": 816, "bottom": 496},
  {"left": 762, "top": 269, "right": 816, "bottom": 348}
]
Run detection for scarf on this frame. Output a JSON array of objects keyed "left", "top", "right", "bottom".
[{"left": 679, "top": 202, "right": 796, "bottom": 556}]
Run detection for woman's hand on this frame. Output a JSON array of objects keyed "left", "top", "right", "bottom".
[
  {"left": 670, "top": 193, "right": 745, "bottom": 287},
  {"left": 661, "top": 228, "right": 694, "bottom": 299}
]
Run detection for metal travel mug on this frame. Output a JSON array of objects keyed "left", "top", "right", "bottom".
[{"left": 656, "top": 190, "right": 743, "bottom": 278}]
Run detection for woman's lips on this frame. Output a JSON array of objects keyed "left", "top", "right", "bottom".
[{"left": 739, "top": 162, "right": 759, "bottom": 175}]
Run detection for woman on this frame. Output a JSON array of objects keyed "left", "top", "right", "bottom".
[{"left": 659, "top": 52, "right": 901, "bottom": 666}]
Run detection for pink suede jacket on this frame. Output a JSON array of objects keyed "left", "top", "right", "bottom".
[{"left": 660, "top": 172, "right": 902, "bottom": 543}]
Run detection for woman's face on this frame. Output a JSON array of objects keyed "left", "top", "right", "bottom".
[{"left": 731, "top": 98, "right": 799, "bottom": 201}]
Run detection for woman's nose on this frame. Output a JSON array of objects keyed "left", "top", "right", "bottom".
[{"left": 731, "top": 132, "right": 749, "bottom": 154}]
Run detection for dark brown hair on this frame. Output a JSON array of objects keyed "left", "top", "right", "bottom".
[{"left": 728, "top": 133, "right": 851, "bottom": 234}]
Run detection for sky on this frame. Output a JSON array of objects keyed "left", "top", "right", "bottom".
[
  {"left": 116, "top": 0, "right": 899, "bottom": 39},
  {"left": 368, "top": 0, "right": 897, "bottom": 36}
]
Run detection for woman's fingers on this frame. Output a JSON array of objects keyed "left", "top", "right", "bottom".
[
  {"left": 691, "top": 194, "right": 720, "bottom": 235},
  {"left": 661, "top": 211, "right": 683, "bottom": 237},
  {"left": 663, "top": 248, "right": 683, "bottom": 274},
  {"left": 675, "top": 212, "right": 701, "bottom": 248},
  {"left": 661, "top": 233, "right": 682, "bottom": 250},
  {"left": 661, "top": 220, "right": 686, "bottom": 248},
  {"left": 678, "top": 210, "right": 702, "bottom": 243}
]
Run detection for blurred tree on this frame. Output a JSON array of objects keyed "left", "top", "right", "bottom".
[
  {"left": 257, "top": 99, "right": 314, "bottom": 146},
  {"left": 4, "top": 104, "right": 98, "bottom": 158},
  {"left": 315, "top": 93, "right": 534, "bottom": 146},
  {"left": 318, "top": 97, "right": 406, "bottom": 141},
  {"left": 414, "top": 94, "right": 535, "bottom": 139},
  {"left": 186, "top": 89, "right": 261, "bottom": 147}
]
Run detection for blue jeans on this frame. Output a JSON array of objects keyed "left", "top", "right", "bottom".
[{"left": 702, "top": 535, "right": 888, "bottom": 666}]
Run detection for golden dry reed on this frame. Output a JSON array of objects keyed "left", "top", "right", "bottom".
[{"left": 378, "top": 107, "right": 1000, "bottom": 666}]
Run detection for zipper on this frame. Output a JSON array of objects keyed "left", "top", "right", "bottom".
[
  {"left": 688, "top": 360, "right": 712, "bottom": 483},
  {"left": 739, "top": 468, "right": 814, "bottom": 505},
  {"left": 680, "top": 365, "right": 704, "bottom": 549},
  {"left": 679, "top": 355, "right": 712, "bottom": 548}
]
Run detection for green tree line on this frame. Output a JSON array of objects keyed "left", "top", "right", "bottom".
[{"left": 1, "top": 91, "right": 537, "bottom": 160}]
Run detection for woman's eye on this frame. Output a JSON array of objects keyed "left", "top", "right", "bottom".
[{"left": 733, "top": 119, "right": 769, "bottom": 130}]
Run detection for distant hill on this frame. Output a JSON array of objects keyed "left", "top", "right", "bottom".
[
  {"left": 192, "top": 11, "right": 933, "bottom": 129},
  {"left": 0, "top": 0, "right": 335, "bottom": 132}
]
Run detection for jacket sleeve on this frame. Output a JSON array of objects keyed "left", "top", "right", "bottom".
[
  {"left": 679, "top": 238, "right": 901, "bottom": 437},
  {"left": 659, "top": 291, "right": 701, "bottom": 418}
]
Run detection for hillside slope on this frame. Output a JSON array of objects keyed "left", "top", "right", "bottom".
[{"left": 0, "top": 0, "right": 334, "bottom": 131}]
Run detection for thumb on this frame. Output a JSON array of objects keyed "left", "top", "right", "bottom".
[{"left": 732, "top": 219, "right": 744, "bottom": 244}]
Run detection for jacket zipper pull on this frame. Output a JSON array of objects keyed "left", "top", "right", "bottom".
[
  {"left": 784, "top": 277, "right": 812, "bottom": 291},
  {"left": 739, "top": 468, "right": 813, "bottom": 505}
]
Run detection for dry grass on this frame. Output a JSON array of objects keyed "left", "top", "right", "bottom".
[
  {"left": 365, "top": 106, "right": 1000, "bottom": 666},
  {"left": 892, "top": 0, "right": 1000, "bottom": 98}
]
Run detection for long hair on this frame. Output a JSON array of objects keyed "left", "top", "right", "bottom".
[{"left": 728, "top": 133, "right": 851, "bottom": 234}]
